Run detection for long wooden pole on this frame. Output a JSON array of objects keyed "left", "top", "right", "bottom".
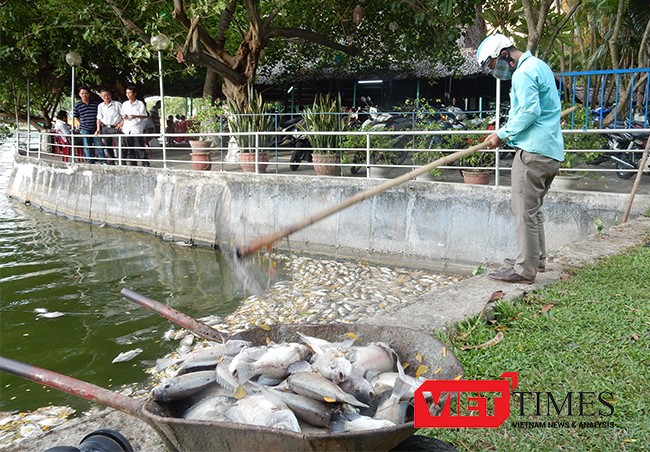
[
  {"left": 622, "top": 136, "right": 650, "bottom": 223},
  {"left": 236, "top": 106, "right": 579, "bottom": 258},
  {"left": 236, "top": 142, "right": 489, "bottom": 257}
]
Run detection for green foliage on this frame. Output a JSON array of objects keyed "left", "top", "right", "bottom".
[
  {"left": 188, "top": 98, "right": 224, "bottom": 141},
  {"left": 225, "top": 87, "right": 274, "bottom": 152},
  {"left": 301, "top": 94, "right": 343, "bottom": 154}
]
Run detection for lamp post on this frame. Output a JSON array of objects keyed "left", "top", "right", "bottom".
[
  {"left": 151, "top": 33, "right": 170, "bottom": 168},
  {"left": 66, "top": 51, "right": 82, "bottom": 163}
]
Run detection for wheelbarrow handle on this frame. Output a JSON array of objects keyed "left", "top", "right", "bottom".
[
  {"left": 0, "top": 356, "right": 142, "bottom": 418},
  {"left": 120, "top": 288, "right": 227, "bottom": 343}
]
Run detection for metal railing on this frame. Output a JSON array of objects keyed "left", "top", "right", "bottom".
[{"left": 15, "top": 124, "right": 649, "bottom": 183}]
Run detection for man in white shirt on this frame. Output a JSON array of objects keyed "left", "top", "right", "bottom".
[
  {"left": 96, "top": 88, "right": 123, "bottom": 164},
  {"left": 121, "top": 85, "right": 150, "bottom": 166}
]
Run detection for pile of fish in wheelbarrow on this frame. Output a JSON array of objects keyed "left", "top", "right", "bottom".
[{"left": 0, "top": 290, "right": 463, "bottom": 451}]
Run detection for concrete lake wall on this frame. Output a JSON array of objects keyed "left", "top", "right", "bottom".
[{"left": 7, "top": 155, "right": 649, "bottom": 273}]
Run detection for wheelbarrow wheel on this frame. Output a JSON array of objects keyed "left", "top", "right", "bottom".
[{"left": 390, "top": 435, "right": 457, "bottom": 451}]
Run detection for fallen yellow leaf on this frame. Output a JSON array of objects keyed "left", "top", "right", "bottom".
[
  {"left": 415, "top": 365, "right": 429, "bottom": 379},
  {"left": 415, "top": 352, "right": 423, "bottom": 363},
  {"left": 454, "top": 375, "right": 463, "bottom": 380},
  {"left": 433, "top": 367, "right": 442, "bottom": 375},
  {"left": 442, "top": 346, "right": 447, "bottom": 357},
  {"left": 347, "top": 332, "right": 358, "bottom": 340},
  {"left": 260, "top": 324, "right": 271, "bottom": 331}
]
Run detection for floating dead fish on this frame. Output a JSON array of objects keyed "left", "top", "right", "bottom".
[
  {"left": 111, "top": 348, "right": 143, "bottom": 363},
  {"left": 36, "top": 311, "right": 65, "bottom": 319}
]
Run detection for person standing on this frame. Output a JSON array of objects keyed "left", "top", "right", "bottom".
[
  {"left": 95, "top": 88, "right": 123, "bottom": 164},
  {"left": 121, "top": 85, "right": 150, "bottom": 166},
  {"left": 477, "top": 34, "right": 564, "bottom": 284},
  {"left": 73, "top": 86, "right": 105, "bottom": 163}
]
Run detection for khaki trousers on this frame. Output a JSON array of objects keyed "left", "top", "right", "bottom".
[{"left": 511, "top": 149, "right": 561, "bottom": 279}]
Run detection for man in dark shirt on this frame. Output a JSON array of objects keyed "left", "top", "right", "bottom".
[{"left": 73, "top": 86, "right": 105, "bottom": 163}]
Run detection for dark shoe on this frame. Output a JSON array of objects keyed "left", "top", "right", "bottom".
[
  {"left": 130, "top": 162, "right": 137, "bottom": 166},
  {"left": 504, "top": 258, "right": 545, "bottom": 272},
  {"left": 143, "top": 161, "right": 150, "bottom": 167},
  {"left": 488, "top": 268, "right": 534, "bottom": 284}
]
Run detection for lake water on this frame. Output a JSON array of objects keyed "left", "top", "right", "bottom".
[{"left": 0, "top": 137, "right": 267, "bottom": 414}]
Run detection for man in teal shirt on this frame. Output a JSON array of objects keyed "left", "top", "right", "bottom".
[{"left": 477, "top": 34, "right": 564, "bottom": 284}]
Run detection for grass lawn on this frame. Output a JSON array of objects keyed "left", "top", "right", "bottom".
[{"left": 423, "top": 242, "right": 649, "bottom": 451}]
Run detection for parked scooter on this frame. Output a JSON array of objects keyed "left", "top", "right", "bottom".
[
  {"left": 277, "top": 116, "right": 312, "bottom": 171},
  {"left": 605, "top": 118, "right": 649, "bottom": 179}
]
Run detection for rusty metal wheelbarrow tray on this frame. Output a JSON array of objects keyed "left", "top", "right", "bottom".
[{"left": 1, "top": 323, "right": 463, "bottom": 452}]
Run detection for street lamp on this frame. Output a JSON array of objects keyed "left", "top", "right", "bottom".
[
  {"left": 66, "top": 51, "right": 82, "bottom": 163},
  {"left": 151, "top": 33, "right": 170, "bottom": 168}
]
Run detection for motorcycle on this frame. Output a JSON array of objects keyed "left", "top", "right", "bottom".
[
  {"left": 277, "top": 116, "right": 312, "bottom": 171},
  {"left": 605, "top": 118, "right": 649, "bottom": 179},
  {"left": 347, "top": 97, "right": 412, "bottom": 174}
]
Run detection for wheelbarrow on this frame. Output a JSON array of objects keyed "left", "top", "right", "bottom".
[{"left": 0, "top": 323, "right": 463, "bottom": 451}]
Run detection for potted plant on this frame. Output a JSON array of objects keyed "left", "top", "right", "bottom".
[
  {"left": 411, "top": 122, "right": 446, "bottom": 181},
  {"left": 226, "top": 88, "right": 274, "bottom": 173},
  {"left": 188, "top": 100, "right": 224, "bottom": 171},
  {"left": 412, "top": 149, "right": 445, "bottom": 181},
  {"left": 553, "top": 151, "right": 582, "bottom": 189},
  {"left": 301, "top": 94, "right": 343, "bottom": 176},
  {"left": 452, "top": 133, "right": 495, "bottom": 185}
]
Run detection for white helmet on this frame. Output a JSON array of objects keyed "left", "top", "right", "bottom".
[{"left": 476, "top": 34, "right": 514, "bottom": 71}]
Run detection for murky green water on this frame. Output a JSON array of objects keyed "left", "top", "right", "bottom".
[{"left": 0, "top": 138, "right": 264, "bottom": 414}]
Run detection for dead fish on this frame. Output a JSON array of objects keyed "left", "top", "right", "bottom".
[
  {"left": 331, "top": 412, "right": 396, "bottom": 432},
  {"left": 224, "top": 394, "right": 301, "bottom": 432},
  {"left": 264, "top": 388, "right": 333, "bottom": 427},
  {"left": 152, "top": 370, "right": 217, "bottom": 402},
  {"left": 215, "top": 357, "right": 248, "bottom": 398},
  {"left": 373, "top": 375, "right": 410, "bottom": 424},
  {"left": 36, "top": 311, "right": 65, "bottom": 319},
  {"left": 182, "top": 395, "right": 235, "bottom": 421},
  {"left": 287, "top": 372, "right": 369, "bottom": 408},
  {"left": 297, "top": 332, "right": 355, "bottom": 352},
  {"left": 311, "top": 348, "right": 352, "bottom": 384},
  {"left": 112, "top": 348, "right": 143, "bottom": 363},
  {"left": 234, "top": 343, "right": 311, "bottom": 384},
  {"left": 338, "top": 368, "right": 375, "bottom": 405},
  {"left": 371, "top": 371, "right": 426, "bottom": 401},
  {"left": 349, "top": 343, "right": 396, "bottom": 376}
]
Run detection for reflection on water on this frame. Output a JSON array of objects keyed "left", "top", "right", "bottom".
[{"left": 0, "top": 137, "right": 272, "bottom": 413}]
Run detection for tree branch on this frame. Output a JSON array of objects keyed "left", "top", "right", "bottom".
[
  {"left": 105, "top": 0, "right": 150, "bottom": 43},
  {"left": 541, "top": 0, "right": 582, "bottom": 60},
  {"left": 608, "top": 0, "right": 625, "bottom": 70},
  {"left": 266, "top": 27, "right": 360, "bottom": 56}
]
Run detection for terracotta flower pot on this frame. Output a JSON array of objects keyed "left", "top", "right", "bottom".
[
  {"left": 239, "top": 152, "right": 268, "bottom": 173},
  {"left": 312, "top": 154, "right": 340, "bottom": 176},
  {"left": 462, "top": 170, "right": 491, "bottom": 185}
]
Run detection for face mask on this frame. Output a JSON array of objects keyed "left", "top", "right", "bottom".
[{"left": 491, "top": 57, "right": 515, "bottom": 81}]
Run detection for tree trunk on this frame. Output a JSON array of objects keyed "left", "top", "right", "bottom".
[
  {"left": 222, "top": 79, "right": 249, "bottom": 110},
  {"left": 203, "top": 69, "right": 220, "bottom": 100}
]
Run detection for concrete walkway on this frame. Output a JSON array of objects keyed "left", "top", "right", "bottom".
[{"left": 11, "top": 215, "right": 650, "bottom": 452}]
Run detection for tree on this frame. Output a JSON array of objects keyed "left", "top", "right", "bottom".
[{"left": 104, "top": 0, "right": 482, "bottom": 109}]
